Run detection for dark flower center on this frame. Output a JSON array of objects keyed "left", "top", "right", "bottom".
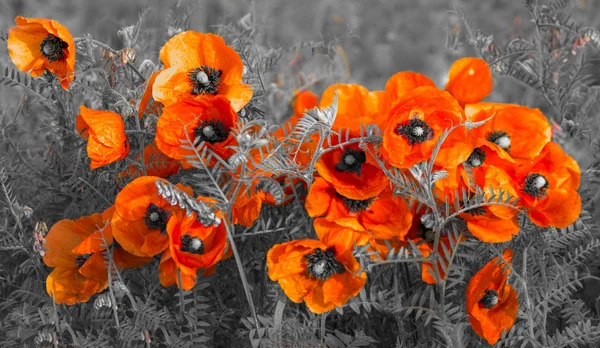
[
  {"left": 487, "top": 131, "right": 511, "bottom": 151},
  {"left": 40, "top": 34, "right": 69, "bottom": 62},
  {"left": 523, "top": 173, "right": 549, "bottom": 199},
  {"left": 180, "top": 235, "right": 204, "bottom": 255},
  {"left": 335, "top": 148, "right": 367, "bottom": 175},
  {"left": 189, "top": 66, "right": 222, "bottom": 95},
  {"left": 305, "top": 247, "right": 346, "bottom": 280},
  {"left": 465, "top": 147, "right": 486, "bottom": 167},
  {"left": 395, "top": 118, "right": 434, "bottom": 145},
  {"left": 144, "top": 203, "right": 170, "bottom": 232},
  {"left": 75, "top": 254, "right": 91, "bottom": 268},
  {"left": 194, "top": 119, "right": 230, "bottom": 145},
  {"left": 479, "top": 289, "right": 499, "bottom": 309},
  {"left": 337, "top": 193, "right": 375, "bottom": 213},
  {"left": 417, "top": 224, "right": 436, "bottom": 242}
]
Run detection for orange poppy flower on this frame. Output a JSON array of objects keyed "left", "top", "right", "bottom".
[
  {"left": 382, "top": 86, "right": 473, "bottom": 169},
  {"left": 231, "top": 183, "right": 265, "bottom": 227},
  {"left": 466, "top": 103, "right": 552, "bottom": 164},
  {"left": 44, "top": 208, "right": 150, "bottom": 304},
  {"left": 306, "top": 177, "right": 412, "bottom": 241},
  {"left": 7, "top": 16, "right": 75, "bottom": 90},
  {"left": 419, "top": 236, "right": 454, "bottom": 285},
  {"left": 319, "top": 84, "right": 387, "bottom": 135},
  {"left": 111, "top": 176, "right": 192, "bottom": 257},
  {"left": 161, "top": 208, "right": 227, "bottom": 290},
  {"left": 155, "top": 96, "right": 238, "bottom": 168},
  {"left": 77, "top": 105, "right": 130, "bottom": 169},
  {"left": 444, "top": 57, "right": 493, "bottom": 106},
  {"left": 466, "top": 249, "right": 518, "bottom": 345},
  {"left": 459, "top": 207, "right": 520, "bottom": 243},
  {"left": 514, "top": 142, "right": 581, "bottom": 228},
  {"left": 477, "top": 166, "right": 522, "bottom": 221},
  {"left": 138, "top": 70, "right": 161, "bottom": 118},
  {"left": 384, "top": 72, "right": 436, "bottom": 108},
  {"left": 266, "top": 238, "right": 366, "bottom": 314},
  {"left": 152, "top": 31, "right": 252, "bottom": 112}
]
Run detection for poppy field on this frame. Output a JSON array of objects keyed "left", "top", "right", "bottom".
[{"left": 1, "top": 0, "right": 600, "bottom": 347}]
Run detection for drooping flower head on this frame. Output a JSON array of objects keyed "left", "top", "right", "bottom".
[
  {"left": 444, "top": 57, "right": 493, "bottom": 106},
  {"left": 267, "top": 238, "right": 366, "bottom": 314},
  {"left": 152, "top": 31, "right": 252, "bottom": 111},
  {"left": 466, "top": 249, "right": 518, "bottom": 345},
  {"left": 306, "top": 177, "right": 413, "bottom": 244},
  {"left": 77, "top": 106, "right": 130, "bottom": 169},
  {"left": 155, "top": 96, "right": 238, "bottom": 168},
  {"left": 44, "top": 207, "right": 150, "bottom": 304},
  {"left": 8, "top": 16, "right": 75, "bottom": 89},
  {"left": 514, "top": 142, "right": 581, "bottom": 228},
  {"left": 111, "top": 176, "right": 192, "bottom": 257}
]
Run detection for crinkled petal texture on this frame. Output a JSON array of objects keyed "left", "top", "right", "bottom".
[
  {"left": 305, "top": 178, "right": 412, "bottom": 241},
  {"left": 232, "top": 184, "right": 264, "bottom": 227},
  {"left": 152, "top": 31, "right": 252, "bottom": 111},
  {"left": 460, "top": 208, "right": 520, "bottom": 243},
  {"left": 167, "top": 208, "right": 227, "bottom": 279},
  {"left": 445, "top": 57, "right": 492, "bottom": 105},
  {"left": 112, "top": 176, "right": 192, "bottom": 257},
  {"left": 384, "top": 72, "right": 436, "bottom": 109},
  {"left": 319, "top": 84, "right": 386, "bottom": 135},
  {"left": 467, "top": 102, "right": 552, "bottom": 163},
  {"left": 383, "top": 86, "right": 472, "bottom": 168},
  {"left": 315, "top": 142, "right": 389, "bottom": 200},
  {"left": 79, "top": 106, "right": 130, "bottom": 169},
  {"left": 467, "top": 249, "right": 518, "bottom": 345},
  {"left": 515, "top": 142, "right": 581, "bottom": 228},
  {"left": 266, "top": 239, "right": 366, "bottom": 314},
  {"left": 158, "top": 249, "right": 197, "bottom": 290},
  {"left": 46, "top": 267, "right": 108, "bottom": 305},
  {"left": 155, "top": 96, "right": 238, "bottom": 168},
  {"left": 8, "top": 16, "right": 75, "bottom": 89}
]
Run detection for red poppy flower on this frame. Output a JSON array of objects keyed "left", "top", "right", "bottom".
[
  {"left": 267, "top": 238, "right": 366, "bottom": 314},
  {"left": 384, "top": 72, "right": 436, "bottom": 107},
  {"left": 444, "top": 57, "right": 493, "bottom": 106},
  {"left": 382, "top": 86, "right": 473, "bottom": 169},
  {"left": 231, "top": 183, "right": 265, "bottom": 227},
  {"left": 466, "top": 249, "right": 518, "bottom": 345},
  {"left": 155, "top": 96, "right": 238, "bottom": 168},
  {"left": 77, "top": 106, "right": 130, "bottom": 169},
  {"left": 306, "top": 177, "right": 413, "bottom": 242},
  {"left": 8, "top": 16, "right": 75, "bottom": 90},
  {"left": 152, "top": 31, "right": 252, "bottom": 112},
  {"left": 111, "top": 176, "right": 192, "bottom": 257},
  {"left": 466, "top": 102, "right": 552, "bottom": 164},
  {"left": 514, "top": 142, "right": 581, "bottom": 228}
]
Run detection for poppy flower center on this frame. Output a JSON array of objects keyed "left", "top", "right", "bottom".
[
  {"left": 487, "top": 131, "right": 511, "bottom": 151},
  {"left": 479, "top": 289, "right": 499, "bottom": 309},
  {"left": 417, "top": 225, "right": 436, "bottom": 242},
  {"left": 194, "top": 119, "right": 230, "bottom": 145},
  {"left": 40, "top": 34, "right": 69, "bottom": 62},
  {"left": 337, "top": 193, "right": 375, "bottom": 213},
  {"left": 465, "top": 147, "right": 486, "bottom": 167},
  {"left": 305, "top": 247, "right": 346, "bottom": 280},
  {"left": 180, "top": 235, "right": 204, "bottom": 255},
  {"left": 523, "top": 173, "right": 549, "bottom": 199},
  {"left": 189, "top": 66, "right": 222, "bottom": 95},
  {"left": 395, "top": 118, "right": 434, "bottom": 145},
  {"left": 335, "top": 148, "right": 367, "bottom": 175},
  {"left": 75, "top": 253, "right": 91, "bottom": 267},
  {"left": 144, "top": 203, "right": 170, "bottom": 232}
]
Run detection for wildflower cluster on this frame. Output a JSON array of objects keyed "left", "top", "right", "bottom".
[{"left": 2, "top": 9, "right": 590, "bottom": 347}]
